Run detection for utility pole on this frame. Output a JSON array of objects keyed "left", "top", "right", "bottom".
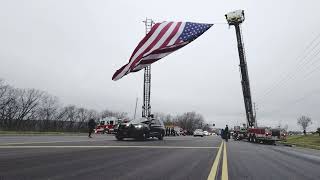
[
  {"left": 142, "top": 18, "right": 154, "bottom": 118},
  {"left": 253, "top": 102, "right": 258, "bottom": 127},
  {"left": 133, "top": 97, "right": 138, "bottom": 120},
  {"left": 226, "top": 10, "right": 255, "bottom": 128}
]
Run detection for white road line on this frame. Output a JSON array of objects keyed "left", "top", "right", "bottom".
[
  {"left": 0, "top": 139, "right": 106, "bottom": 145},
  {"left": 0, "top": 145, "right": 220, "bottom": 149},
  {"left": 0, "top": 137, "right": 212, "bottom": 145}
]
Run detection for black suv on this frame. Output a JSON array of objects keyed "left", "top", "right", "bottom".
[{"left": 115, "top": 118, "right": 165, "bottom": 140}]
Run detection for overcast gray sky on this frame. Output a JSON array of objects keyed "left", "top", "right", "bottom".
[{"left": 1, "top": 0, "right": 320, "bottom": 130}]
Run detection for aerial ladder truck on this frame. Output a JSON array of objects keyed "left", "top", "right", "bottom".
[{"left": 226, "top": 10, "right": 284, "bottom": 144}]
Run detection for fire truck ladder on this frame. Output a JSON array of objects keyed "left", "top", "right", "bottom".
[
  {"left": 142, "top": 18, "right": 154, "bottom": 118},
  {"left": 226, "top": 10, "right": 256, "bottom": 127}
]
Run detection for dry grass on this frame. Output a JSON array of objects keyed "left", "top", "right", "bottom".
[{"left": 281, "top": 135, "right": 320, "bottom": 150}]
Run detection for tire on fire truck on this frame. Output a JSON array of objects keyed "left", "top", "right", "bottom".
[{"left": 253, "top": 135, "right": 257, "bottom": 143}]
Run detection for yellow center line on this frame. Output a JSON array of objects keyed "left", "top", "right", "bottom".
[
  {"left": 207, "top": 141, "right": 224, "bottom": 180},
  {"left": 222, "top": 141, "right": 229, "bottom": 180}
]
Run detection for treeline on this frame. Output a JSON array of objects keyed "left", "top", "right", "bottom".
[
  {"left": 0, "top": 78, "right": 209, "bottom": 133},
  {"left": 0, "top": 79, "right": 127, "bottom": 132},
  {"left": 154, "top": 112, "right": 210, "bottom": 133}
]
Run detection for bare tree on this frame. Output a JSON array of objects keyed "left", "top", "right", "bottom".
[
  {"left": 154, "top": 112, "right": 174, "bottom": 126},
  {"left": 58, "top": 105, "right": 77, "bottom": 121},
  {"left": 0, "top": 81, "right": 13, "bottom": 119},
  {"left": 175, "top": 112, "right": 205, "bottom": 132},
  {"left": 297, "top": 115, "right": 312, "bottom": 135},
  {"left": 0, "top": 79, "right": 10, "bottom": 103},
  {"left": 58, "top": 105, "right": 78, "bottom": 130},
  {"left": 0, "top": 78, "right": 127, "bottom": 132},
  {"left": 76, "top": 108, "right": 95, "bottom": 130},
  {"left": 164, "top": 114, "right": 174, "bottom": 125},
  {"left": 100, "top": 109, "right": 115, "bottom": 118},
  {"left": 0, "top": 79, "right": 12, "bottom": 128},
  {"left": 87, "top": 109, "right": 99, "bottom": 120},
  {"left": 203, "top": 124, "right": 210, "bottom": 131},
  {"left": 0, "top": 86, "right": 44, "bottom": 129},
  {"left": 0, "top": 87, "right": 20, "bottom": 129},
  {"left": 16, "top": 89, "right": 44, "bottom": 120},
  {"left": 100, "top": 109, "right": 128, "bottom": 119},
  {"left": 34, "top": 93, "right": 60, "bottom": 130},
  {"left": 36, "top": 93, "right": 60, "bottom": 120}
]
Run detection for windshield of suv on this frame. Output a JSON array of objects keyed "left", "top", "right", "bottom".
[{"left": 130, "top": 118, "right": 149, "bottom": 124}]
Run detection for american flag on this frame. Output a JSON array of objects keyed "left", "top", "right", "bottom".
[{"left": 112, "top": 22, "right": 213, "bottom": 81}]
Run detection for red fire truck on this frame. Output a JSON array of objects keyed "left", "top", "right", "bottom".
[
  {"left": 95, "top": 117, "right": 122, "bottom": 134},
  {"left": 247, "top": 127, "right": 283, "bottom": 144},
  {"left": 233, "top": 126, "right": 286, "bottom": 144}
]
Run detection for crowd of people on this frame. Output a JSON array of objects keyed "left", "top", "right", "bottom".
[{"left": 165, "top": 127, "right": 177, "bottom": 136}]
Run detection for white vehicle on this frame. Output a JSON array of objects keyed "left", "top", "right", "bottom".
[
  {"left": 174, "top": 126, "right": 183, "bottom": 136},
  {"left": 203, "top": 131, "right": 209, "bottom": 136},
  {"left": 193, "top": 129, "right": 204, "bottom": 137}
]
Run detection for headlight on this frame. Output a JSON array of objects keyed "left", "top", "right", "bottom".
[
  {"left": 134, "top": 124, "right": 142, "bottom": 128},
  {"left": 125, "top": 123, "right": 130, "bottom": 127}
]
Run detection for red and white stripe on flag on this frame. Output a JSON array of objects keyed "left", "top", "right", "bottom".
[{"left": 112, "top": 21, "right": 212, "bottom": 81}]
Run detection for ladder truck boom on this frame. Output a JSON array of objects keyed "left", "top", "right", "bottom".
[{"left": 226, "top": 10, "right": 255, "bottom": 127}]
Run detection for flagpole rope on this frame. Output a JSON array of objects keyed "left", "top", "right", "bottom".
[{"left": 212, "top": 22, "right": 228, "bottom": 25}]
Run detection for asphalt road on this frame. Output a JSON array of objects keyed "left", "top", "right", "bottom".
[{"left": 0, "top": 135, "right": 319, "bottom": 180}]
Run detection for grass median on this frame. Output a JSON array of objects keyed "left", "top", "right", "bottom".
[{"left": 280, "top": 135, "right": 320, "bottom": 150}]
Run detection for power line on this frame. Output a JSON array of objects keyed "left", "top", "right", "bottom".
[
  {"left": 259, "top": 50, "right": 320, "bottom": 104},
  {"left": 275, "top": 55, "right": 320, "bottom": 94},
  {"left": 257, "top": 56, "right": 320, "bottom": 117},
  {"left": 260, "top": 87, "right": 320, "bottom": 116},
  {"left": 299, "top": 57, "right": 320, "bottom": 81},
  {"left": 256, "top": 35, "right": 320, "bottom": 103},
  {"left": 255, "top": 33, "right": 320, "bottom": 104},
  {"left": 256, "top": 33, "right": 320, "bottom": 102}
]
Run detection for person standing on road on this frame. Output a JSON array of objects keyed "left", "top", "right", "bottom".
[
  {"left": 88, "top": 118, "right": 96, "bottom": 138},
  {"left": 224, "top": 125, "right": 229, "bottom": 142},
  {"left": 220, "top": 129, "right": 224, "bottom": 139}
]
